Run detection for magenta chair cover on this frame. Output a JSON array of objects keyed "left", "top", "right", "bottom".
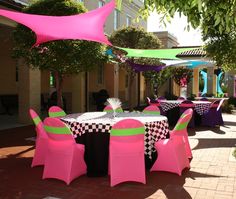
[
  {"left": 109, "top": 119, "right": 146, "bottom": 187},
  {"left": 143, "top": 105, "right": 160, "bottom": 115},
  {"left": 0, "top": 0, "right": 115, "bottom": 46},
  {"left": 150, "top": 135, "right": 190, "bottom": 176},
  {"left": 48, "top": 106, "right": 66, "bottom": 118},
  {"left": 103, "top": 105, "right": 123, "bottom": 113},
  {"left": 29, "top": 109, "right": 48, "bottom": 167},
  {"left": 43, "top": 117, "right": 86, "bottom": 185},
  {"left": 179, "top": 100, "right": 195, "bottom": 128},
  {"left": 201, "top": 99, "right": 224, "bottom": 127},
  {"left": 170, "top": 108, "right": 193, "bottom": 159}
]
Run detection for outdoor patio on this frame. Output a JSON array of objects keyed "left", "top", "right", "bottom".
[{"left": 1, "top": 113, "right": 236, "bottom": 199}]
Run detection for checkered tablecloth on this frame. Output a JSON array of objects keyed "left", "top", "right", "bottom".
[
  {"left": 159, "top": 100, "right": 211, "bottom": 115},
  {"left": 194, "top": 102, "right": 211, "bottom": 115},
  {"left": 159, "top": 101, "right": 181, "bottom": 112},
  {"left": 61, "top": 112, "right": 169, "bottom": 159}
]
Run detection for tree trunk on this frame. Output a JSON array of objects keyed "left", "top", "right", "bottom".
[
  {"left": 55, "top": 71, "right": 63, "bottom": 108},
  {"left": 128, "top": 73, "right": 134, "bottom": 111}
]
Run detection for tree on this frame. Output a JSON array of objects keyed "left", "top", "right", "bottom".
[
  {"left": 12, "top": 0, "right": 108, "bottom": 107},
  {"left": 109, "top": 26, "right": 161, "bottom": 110},
  {"left": 141, "top": 0, "right": 236, "bottom": 70},
  {"left": 143, "top": 67, "right": 174, "bottom": 97}
]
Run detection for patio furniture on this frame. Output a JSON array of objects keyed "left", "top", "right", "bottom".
[
  {"left": 170, "top": 108, "right": 193, "bottom": 159},
  {"left": 109, "top": 119, "right": 146, "bottom": 186},
  {"left": 61, "top": 111, "right": 169, "bottom": 176},
  {"left": 201, "top": 99, "right": 224, "bottom": 127},
  {"left": 48, "top": 106, "right": 66, "bottom": 118},
  {"left": 179, "top": 100, "right": 195, "bottom": 128},
  {"left": 177, "top": 97, "right": 186, "bottom": 101},
  {"left": 29, "top": 109, "right": 48, "bottom": 167},
  {"left": 143, "top": 105, "right": 160, "bottom": 115},
  {"left": 150, "top": 134, "right": 190, "bottom": 176},
  {"left": 43, "top": 117, "right": 86, "bottom": 185}
]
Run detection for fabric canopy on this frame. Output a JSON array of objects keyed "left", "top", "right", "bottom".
[
  {"left": 126, "top": 60, "right": 166, "bottom": 72},
  {"left": 0, "top": 0, "right": 115, "bottom": 46},
  {"left": 160, "top": 60, "right": 214, "bottom": 69},
  {"left": 116, "top": 47, "right": 197, "bottom": 60}
]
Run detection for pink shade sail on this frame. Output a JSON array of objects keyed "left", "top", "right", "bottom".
[{"left": 0, "top": 0, "right": 115, "bottom": 46}]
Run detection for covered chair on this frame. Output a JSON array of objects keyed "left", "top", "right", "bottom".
[
  {"left": 179, "top": 100, "right": 195, "bottom": 128},
  {"left": 170, "top": 108, "right": 194, "bottom": 159},
  {"left": 48, "top": 106, "right": 66, "bottom": 118},
  {"left": 109, "top": 119, "right": 146, "bottom": 187},
  {"left": 177, "top": 97, "right": 186, "bottom": 101},
  {"left": 29, "top": 109, "right": 48, "bottom": 167},
  {"left": 43, "top": 117, "right": 86, "bottom": 185},
  {"left": 150, "top": 135, "right": 190, "bottom": 176},
  {"left": 158, "top": 96, "right": 166, "bottom": 100},
  {"left": 143, "top": 105, "right": 160, "bottom": 115},
  {"left": 103, "top": 105, "right": 123, "bottom": 113},
  {"left": 201, "top": 99, "right": 224, "bottom": 127}
]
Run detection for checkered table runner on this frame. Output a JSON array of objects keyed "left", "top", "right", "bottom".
[
  {"left": 63, "top": 119, "right": 169, "bottom": 159},
  {"left": 159, "top": 101, "right": 181, "bottom": 112},
  {"left": 159, "top": 101, "right": 211, "bottom": 115},
  {"left": 194, "top": 103, "right": 211, "bottom": 115}
]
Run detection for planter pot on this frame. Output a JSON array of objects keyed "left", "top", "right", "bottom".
[{"left": 180, "top": 86, "right": 187, "bottom": 98}]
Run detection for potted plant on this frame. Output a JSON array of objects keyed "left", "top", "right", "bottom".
[{"left": 172, "top": 67, "right": 193, "bottom": 98}]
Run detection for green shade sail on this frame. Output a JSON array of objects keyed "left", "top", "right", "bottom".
[{"left": 116, "top": 47, "right": 197, "bottom": 60}]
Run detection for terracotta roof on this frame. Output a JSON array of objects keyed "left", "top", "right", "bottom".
[{"left": 176, "top": 48, "right": 206, "bottom": 57}]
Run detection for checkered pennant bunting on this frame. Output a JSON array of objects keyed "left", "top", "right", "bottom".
[
  {"left": 194, "top": 103, "right": 211, "bottom": 115},
  {"left": 159, "top": 101, "right": 180, "bottom": 112},
  {"left": 62, "top": 119, "right": 169, "bottom": 159}
]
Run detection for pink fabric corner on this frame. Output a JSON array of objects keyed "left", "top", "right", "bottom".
[
  {"left": 0, "top": 0, "right": 115, "bottom": 46},
  {"left": 112, "top": 119, "right": 144, "bottom": 129}
]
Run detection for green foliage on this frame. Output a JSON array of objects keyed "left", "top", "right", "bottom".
[
  {"left": 143, "top": 67, "right": 174, "bottom": 89},
  {"left": 222, "top": 102, "right": 234, "bottom": 114},
  {"left": 142, "top": 0, "right": 236, "bottom": 71},
  {"left": 12, "top": 0, "right": 108, "bottom": 75},
  {"left": 233, "top": 148, "right": 236, "bottom": 159},
  {"left": 109, "top": 26, "right": 162, "bottom": 109},
  {"left": 228, "top": 97, "right": 236, "bottom": 107}
]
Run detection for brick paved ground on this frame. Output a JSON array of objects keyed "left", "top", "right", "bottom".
[{"left": 0, "top": 113, "right": 236, "bottom": 199}]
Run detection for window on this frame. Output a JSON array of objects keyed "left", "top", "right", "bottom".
[
  {"left": 98, "top": 0, "right": 105, "bottom": 8},
  {"left": 114, "top": 9, "right": 119, "bottom": 30},
  {"left": 97, "top": 65, "right": 104, "bottom": 84},
  {"left": 126, "top": 15, "right": 132, "bottom": 27}
]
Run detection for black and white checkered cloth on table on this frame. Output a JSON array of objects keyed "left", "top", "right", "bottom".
[
  {"left": 194, "top": 103, "right": 211, "bottom": 115},
  {"left": 63, "top": 119, "right": 169, "bottom": 159},
  {"left": 159, "top": 101, "right": 180, "bottom": 112}
]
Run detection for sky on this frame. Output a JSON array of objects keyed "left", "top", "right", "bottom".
[{"left": 147, "top": 12, "right": 204, "bottom": 46}]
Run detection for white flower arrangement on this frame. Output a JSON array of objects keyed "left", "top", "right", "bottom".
[{"left": 107, "top": 98, "right": 122, "bottom": 111}]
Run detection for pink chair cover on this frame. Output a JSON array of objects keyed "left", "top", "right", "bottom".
[
  {"left": 29, "top": 108, "right": 48, "bottom": 167},
  {"left": 171, "top": 108, "right": 193, "bottom": 159},
  {"left": 109, "top": 119, "right": 146, "bottom": 186},
  {"left": 0, "top": 0, "right": 115, "bottom": 46},
  {"left": 150, "top": 135, "right": 190, "bottom": 175},
  {"left": 48, "top": 106, "right": 66, "bottom": 118},
  {"left": 143, "top": 105, "right": 160, "bottom": 115},
  {"left": 43, "top": 117, "right": 86, "bottom": 185}
]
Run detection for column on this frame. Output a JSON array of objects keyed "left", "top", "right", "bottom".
[
  {"left": 18, "top": 61, "right": 41, "bottom": 124},
  {"left": 72, "top": 72, "right": 86, "bottom": 113},
  {"left": 227, "top": 70, "right": 236, "bottom": 97},
  {"left": 192, "top": 68, "right": 199, "bottom": 96},
  {"left": 207, "top": 67, "right": 216, "bottom": 95}
]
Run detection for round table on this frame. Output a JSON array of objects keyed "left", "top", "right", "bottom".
[{"left": 61, "top": 112, "right": 169, "bottom": 176}]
